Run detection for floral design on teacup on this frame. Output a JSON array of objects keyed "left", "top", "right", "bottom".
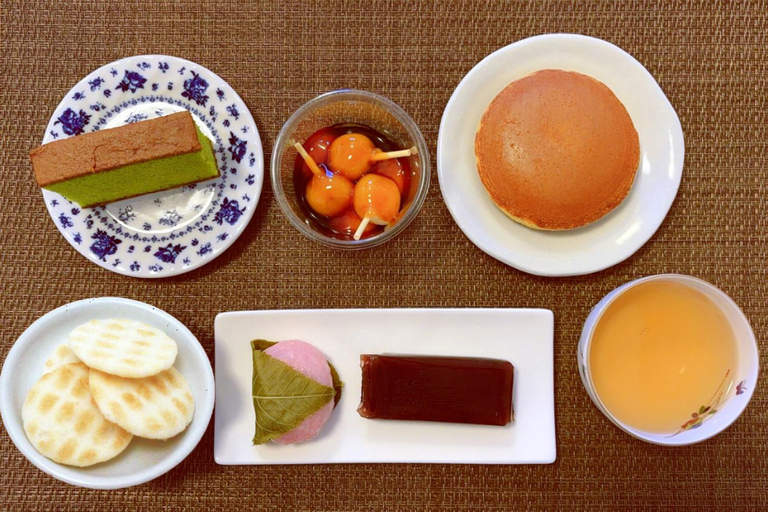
[{"left": 671, "top": 370, "right": 741, "bottom": 436}]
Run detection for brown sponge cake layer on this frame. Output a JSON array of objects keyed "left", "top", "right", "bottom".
[{"left": 30, "top": 111, "right": 201, "bottom": 187}]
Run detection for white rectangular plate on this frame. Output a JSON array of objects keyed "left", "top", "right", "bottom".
[{"left": 214, "top": 308, "right": 555, "bottom": 464}]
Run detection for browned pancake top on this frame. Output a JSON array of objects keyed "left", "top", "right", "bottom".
[{"left": 475, "top": 69, "right": 640, "bottom": 230}]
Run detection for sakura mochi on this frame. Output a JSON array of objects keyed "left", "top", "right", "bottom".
[{"left": 250, "top": 339, "right": 342, "bottom": 445}]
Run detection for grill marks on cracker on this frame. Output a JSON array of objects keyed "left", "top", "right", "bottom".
[
  {"left": 68, "top": 319, "right": 178, "bottom": 378},
  {"left": 42, "top": 343, "right": 81, "bottom": 375},
  {"left": 22, "top": 363, "right": 133, "bottom": 467},
  {"left": 89, "top": 367, "right": 195, "bottom": 440},
  {"left": 23, "top": 321, "right": 195, "bottom": 467}
]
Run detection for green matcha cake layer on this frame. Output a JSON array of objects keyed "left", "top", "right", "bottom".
[
  {"left": 45, "top": 128, "right": 218, "bottom": 207},
  {"left": 30, "top": 111, "right": 220, "bottom": 207}
]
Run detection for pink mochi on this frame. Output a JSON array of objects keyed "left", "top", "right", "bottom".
[{"left": 264, "top": 340, "right": 335, "bottom": 444}]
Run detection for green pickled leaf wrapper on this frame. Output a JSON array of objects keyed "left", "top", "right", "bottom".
[
  {"left": 328, "top": 362, "right": 344, "bottom": 406},
  {"left": 251, "top": 339, "right": 278, "bottom": 351},
  {"left": 251, "top": 339, "right": 341, "bottom": 445}
]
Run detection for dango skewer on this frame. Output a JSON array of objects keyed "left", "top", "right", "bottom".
[
  {"left": 294, "top": 142, "right": 324, "bottom": 177},
  {"left": 370, "top": 146, "right": 417, "bottom": 162}
]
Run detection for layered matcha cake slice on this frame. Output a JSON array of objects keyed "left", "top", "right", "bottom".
[{"left": 30, "top": 111, "right": 219, "bottom": 207}]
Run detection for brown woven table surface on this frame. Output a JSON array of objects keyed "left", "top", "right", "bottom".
[{"left": 1, "top": 1, "right": 766, "bottom": 510}]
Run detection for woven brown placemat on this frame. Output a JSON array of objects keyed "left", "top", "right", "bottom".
[{"left": 1, "top": 0, "right": 766, "bottom": 510}]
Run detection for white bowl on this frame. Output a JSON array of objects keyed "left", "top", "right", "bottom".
[
  {"left": 0, "top": 297, "right": 215, "bottom": 488},
  {"left": 438, "top": 34, "right": 685, "bottom": 276},
  {"left": 578, "top": 274, "right": 759, "bottom": 445}
]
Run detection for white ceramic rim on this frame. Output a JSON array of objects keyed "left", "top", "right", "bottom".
[
  {"left": 0, "top": 297, "right": 215, "bottom": 488},
  {"left": 437, "top": 33, "right": 685, "bottom": 276},
  {"left": 578, "top": 274, "right": 760, "bottom": 446}
]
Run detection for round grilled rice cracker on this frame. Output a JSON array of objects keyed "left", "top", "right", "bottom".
[
  {"left": 42, "top": 343, "right": 81, "bottom": 375},
  {"left": 68, "top": 319, "right": 177, "bottom": 378},
  {"left": 89, "top": 367, "right": 195, "bottom": 440},
  {"left": 22, "top": 363, "right": 133, "bottom": 467}
]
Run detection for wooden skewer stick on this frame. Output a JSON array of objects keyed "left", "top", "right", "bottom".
[
  {"left": 370, "top": 146, "right": 418, "bottom": 162},
  {"left": 293, "top": 142, "right": 324, "bottom": 177},
  {"left": 354, "top": 216, "right": 372, "bottom": 241}
]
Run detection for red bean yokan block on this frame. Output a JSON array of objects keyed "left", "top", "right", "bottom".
[{"left": 357, "top": 355, "right": 514, "bottom": 426}]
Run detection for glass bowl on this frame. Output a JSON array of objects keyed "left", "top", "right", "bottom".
[{"left": 271, "top": 90, "right": 430, "bottom": 249}]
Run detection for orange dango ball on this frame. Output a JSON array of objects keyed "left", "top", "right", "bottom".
[
  {"left": 305, "top": 168, "right": 354, "bottom": 218},
  {"left": 370, "top": 158, "right": 409, "bottom": 196},
  {"left": 327, "top": 209, "right": 376, "bottom": 238},
  {"left": 353, "top": 174, "right": 401, "bottom": 225},
  {"left": 327, "top": 133, "right": 377, "bottom": 180}
]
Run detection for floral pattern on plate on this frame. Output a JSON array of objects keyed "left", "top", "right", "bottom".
[{"left": 41, "top": 55, "right": 264, "bottom": 278}]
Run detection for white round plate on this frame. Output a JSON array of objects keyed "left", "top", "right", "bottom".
[
  {"left": 40, "top": 55, "right": 264, "bottom": 278},
  {"left": 0, "top": 298, "right": 215, "bottom": 489},
  {"left": 437, "top": 34, "right": 684, "bottom": 276}
]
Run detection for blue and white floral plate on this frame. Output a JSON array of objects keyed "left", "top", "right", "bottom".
[{"left": 40, "top": 55, "right": 263, "bottom": 278}]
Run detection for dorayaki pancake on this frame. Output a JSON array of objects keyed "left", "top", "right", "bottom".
[{"left": 475, "top": 69, "right": 640, "bottom": 230}]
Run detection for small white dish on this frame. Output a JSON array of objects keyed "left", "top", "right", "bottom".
[
  {"left": 578, "top": 274, "right": 759, "bottom": 445},
  {"left": 437, "top": 34, "right": 685, "bottom": 276},
  {"left": 0, "top": 297, "right": 215, "bottom": 489},
  {"left": 214, "top": 308, "right": 555, "bottom": 465},
  {"left": 40, "top": 55, "right": 264, "bottom": 278}
]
